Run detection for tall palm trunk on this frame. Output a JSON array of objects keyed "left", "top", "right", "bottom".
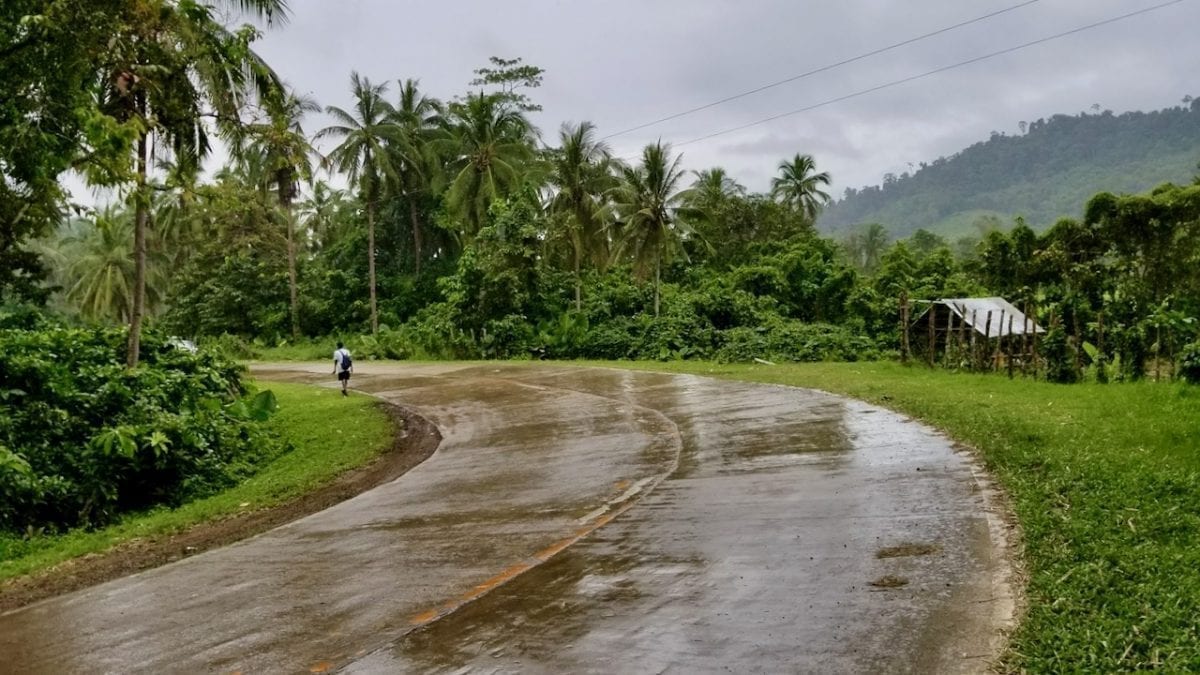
[
  {"left": 654, "top": 253, "right": 661, "bottom": 318},
  {"left": 574, "top": 249, "right": 582, "bottom": 312},
  {"left": 283, "top": 195, "right": 299, "bottom": 339},
  {"left": 409, "top": 198, "right": 422, "bottom": 276},
  {"left": 367, "top": 198, "right": 379, "bottom": 333},
  {"left": 126, "top": 99, "right": 149, "bottom": 369}
]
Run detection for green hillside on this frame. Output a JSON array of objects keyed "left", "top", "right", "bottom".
[{"left": 820, "top": 101, "right": 1200, "bottom": 239}]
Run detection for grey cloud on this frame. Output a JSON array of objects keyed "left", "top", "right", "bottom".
[{"left": 246, "top": 0, "right": 1199, "bottom": 194}]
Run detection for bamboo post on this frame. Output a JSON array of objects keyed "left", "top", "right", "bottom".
[
  {"left": 1007, "top": 314, "right": 1015, "bottom": 379},
  {"left": 900, "top": 291, "right": 910, "bottom": 364},
  {"left": 927, "top": 301, "right": 936, "bottom": 368},
  {"left": 995, "top": 309, "right": 1006, "bottom": 372},
  {"left": 1021, "top": 303, "right": 1031, "bottom": 377},
  {"left": 959, "top": 305, "right": 969, "bottom": 369},
  {"left": 970, "top": 309, "right": 978, "bottom": 371},
  {"left": 983, "top": 311, "right": 993, "bottom": 371},
  {"left": 945, "top": 310, "right": 956, "bottom": 368}
]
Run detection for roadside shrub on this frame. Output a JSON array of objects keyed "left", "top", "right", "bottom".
[
  {"left": 1180, "top": 341, "right": 1200, "bottom": 384},
  {"left": 0, "top": 321, "right": 287, "bottom": 533},
  {"left": 1041, "top": 326, "right": 1079, "bottom": 384},
  {"left": 714, "top": 319, "right": 880, "bottom": 363}
]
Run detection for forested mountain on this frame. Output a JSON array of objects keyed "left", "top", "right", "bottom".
[{"left": 820, "top": 100, "right": 1200, "bottom": 239}]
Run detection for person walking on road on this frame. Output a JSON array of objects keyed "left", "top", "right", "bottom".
[{"left": 333, "top": 341, "right": 353, "bottom": 396}]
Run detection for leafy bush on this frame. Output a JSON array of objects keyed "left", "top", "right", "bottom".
[
  {"left": 1041, "top": 326, "right": 1079, "bottom": 384},
  {"left": 0, "top": 321, "right": 287, "bottom": 533},
  {"left": 1180, "top": 341, "right": 1200, "bottom": 384},
  {"left": 714, "top": 319, "right": 879, "bottom": 363}
]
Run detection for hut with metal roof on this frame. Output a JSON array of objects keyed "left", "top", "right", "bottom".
[{"left": 907, "top": 297, "right": 1044, "bottom": 369}]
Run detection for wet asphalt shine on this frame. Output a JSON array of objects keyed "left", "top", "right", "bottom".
[{"left": 0, "top": 364, "right": 1014, "bottom": 674}]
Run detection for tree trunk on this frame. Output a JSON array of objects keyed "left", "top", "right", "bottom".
[
  {"left": 654, "top": 255, "right": 661, "bottom": 318},
  {"left": 574, "top": 248, "right": 582, "bottom": 312},
  {"left": 409, "top": 198, "right": 423, "bottom": 277},
  {"left": 125, "top": 115, "right": 149, "bottom": 369},
  {"left": 285, "top": 200, "right": 299, "bottom": 339},
  {"left": 368, "top": 199, "right": 379, "bottom": 334}
]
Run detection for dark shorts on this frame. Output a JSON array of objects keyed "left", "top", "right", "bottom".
[{"left": 338, "top": 371, "right": 351, "bottom": 381}]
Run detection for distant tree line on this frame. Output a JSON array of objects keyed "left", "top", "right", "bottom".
[{"left": 821, "top": 101, "right": 1200, "bottom": 238}]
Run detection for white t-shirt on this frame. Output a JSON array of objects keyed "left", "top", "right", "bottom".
[{"left": 334, "top": 348, "right": 352, "bottom": 373}]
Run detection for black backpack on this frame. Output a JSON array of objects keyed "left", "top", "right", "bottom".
[{"left": 340, "top": 352, "right": 352, "bottom": 370}]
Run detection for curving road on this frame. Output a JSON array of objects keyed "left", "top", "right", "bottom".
[{"left": 0, "top": 364, "right": 1015, "bottom": 673}]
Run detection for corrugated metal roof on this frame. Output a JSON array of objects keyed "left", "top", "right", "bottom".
[{"left": 939, "top": 297, "right": 1043, "bottom": 337}]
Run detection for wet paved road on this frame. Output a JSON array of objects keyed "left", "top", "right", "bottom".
[{"left": 0, "top": 364, "right": 1014, "bottom": 673}]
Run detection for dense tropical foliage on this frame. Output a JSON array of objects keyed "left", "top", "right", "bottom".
[
  {"left": 5, "top": 8, "right": 1198, "bottom": 380},
  {"left": 0, "top": 309, "right": 284, "bottom": 533}
]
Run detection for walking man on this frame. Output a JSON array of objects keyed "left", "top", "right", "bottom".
[{"left": 333, "top": 341, "right": 353, "bottom": 396}]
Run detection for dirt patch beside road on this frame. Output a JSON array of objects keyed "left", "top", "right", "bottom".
[{"left": 0, "top": 403, "right": 441, "bottom": 614}]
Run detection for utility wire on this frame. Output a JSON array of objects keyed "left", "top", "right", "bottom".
[
  {"left": 601, "top": 0, "right": 1043, "bottom": 140},
  {"left": 672, "top": 0, "right": 1186, "bottom": 150}
]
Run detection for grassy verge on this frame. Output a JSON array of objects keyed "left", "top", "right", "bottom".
[
  {"left": 0, "top": 381, "right": 393, "bottom": 583},
  {"left": 599, "top": 360, "right": 1200, "bottom": 672}
]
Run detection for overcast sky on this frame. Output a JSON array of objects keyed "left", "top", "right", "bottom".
[{"left": 249, "top": 0, "right": 1198, "bottom": 197}]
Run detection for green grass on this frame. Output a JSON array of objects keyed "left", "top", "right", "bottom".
[
  {"left": 0, "top": 381, "right": 394, "bottom": 583},
  {"left": 598, "top": 360, "right": 1200, "bottom": 671}
]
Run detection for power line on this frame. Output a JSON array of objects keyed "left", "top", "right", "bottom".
[
  {"left": 601, "top": 0, "right": 1043, "bottom": 141},
  {"left": 672, "top": 0, "right": 1186, "bottom": 150}
]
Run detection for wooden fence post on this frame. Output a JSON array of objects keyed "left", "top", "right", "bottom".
[
  {"left": 970, "top": 310, "right": 978, "bottom": 371},
  {"left": 1007, "top": 314, "right": 1015, "bottom": 379},
  {"left": 946, "top": 310, "right": 956, "bottom": 368},
  {"left": 960, "top": 305, "right": 969, "bottom": 369},
  {"left": 1021, "top": 303, "right": 1030, "bottom": 377},
  {"left": 927, "top": 302, "right": 936, "bottom": 368},
  {"left": 995, "top": 309, "right": 1006, "bottom": 372},
  {"left": 983, "top": 311, "right": 994, "bottom": 371}
]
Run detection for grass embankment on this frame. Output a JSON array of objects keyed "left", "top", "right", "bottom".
[
  {"left": 0, "top": 382, "right": 393, "bottom": 583},
  {"left": 613, "top": 360, "right": 1200, "bottom": 671}
]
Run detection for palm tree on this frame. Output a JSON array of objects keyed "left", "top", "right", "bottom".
[
  {"left": 861, "top": 223, "right": 889, "bottom": 273},
  {"left": 389, "top": 78, "right": 444, "bottom": 275},
  {"left": 442, "top": 92, "right": 536, "bottom": 239},
  {"left": 690, "top": 167, "right": 745, "bottom": 209},
  {"left": 548, "top": 121, "right": 618, "bottom": 310},
  {"left": 770, "top": 153, "right": 831, "bottom": 221},
  {"left": 51, "top": 207, "right": 168, "bottom": 323},
  {"left": 299, "top": 180, "right": 351, "bottom": 252},
  {"left": 611, "top": 142, "right": 696, "bottom": 317},
  {"left": 318, "top": 72, "right": 399, "bottom": 334},
  {"left": 243, "top": 89, "right": 320, "bottom": 337},
  {"left": 94, "top": 0, "right": 287, "bottom": 367}
]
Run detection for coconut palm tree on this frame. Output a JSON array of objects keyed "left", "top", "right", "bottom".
[
  {"left": 442, "top": 92, "right": 537, "bottom": 239},
  {"left": 690, "top": 167, "right": 745, "bottom": 209},
  {"left": 51, "top": 207, "right": 168, "bottom": 323},
  {"left": 243, "top": 89, "right": 320, "bottom": 337},
  {"left": 94, "top": 0, "right": 288, "bottom": 367},
  {"left": 299, "top": 180, "right": 352, "bottom": 252},
  {"left": 770, "top": 153, "right": 831, "bottom": 221},
  {"left": 861, "top": 222, "right": 889, "bottom": 273},
  {"left": 388, "top": 78, "right": 444, "bottom": 275},
  {"left": 548, "top": 121, "right": 619, "bottom": 310},
  {"left": 611, "top": 142, "right": 696, "bottom": 317},
  {"left": 318, "top": 72, "right": 399, "bottom": 334}
]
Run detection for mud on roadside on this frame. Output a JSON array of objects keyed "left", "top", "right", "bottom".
[{"left": 0, "top": 403, "right": 441, "bottom": 614}]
